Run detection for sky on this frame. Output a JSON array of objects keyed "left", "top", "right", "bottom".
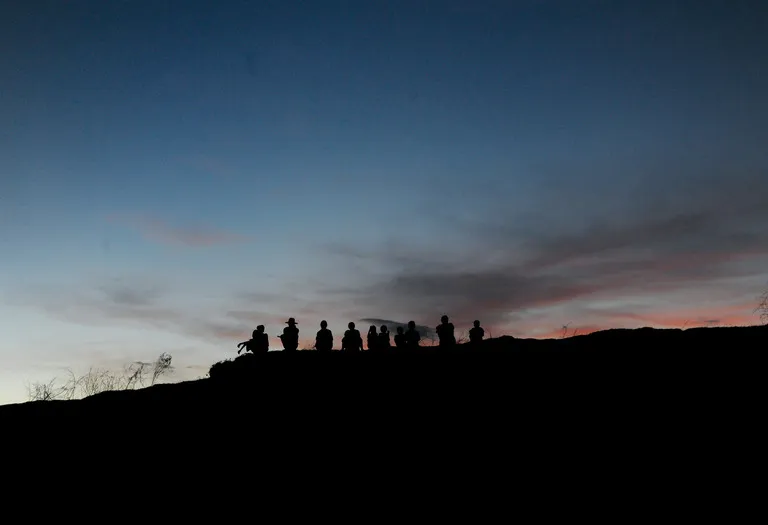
[{"left": 1, "top": 0, "right": 767, "bottom": 403}]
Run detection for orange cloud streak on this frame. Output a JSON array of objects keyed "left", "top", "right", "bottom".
[{"left": 526, "top": 302, "right": 758, "bottom": 340}]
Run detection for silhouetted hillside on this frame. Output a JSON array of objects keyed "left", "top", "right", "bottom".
[
  {"left": 3, "top": 326, "right": 763, "bottom": 430},
  {"left": 4, "top": 323, "right": 764, "bottom": 496}
]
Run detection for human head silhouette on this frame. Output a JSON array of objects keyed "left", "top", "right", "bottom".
[
  {"left": 286, "top": 317, "right": 297, "bottom": 326},
  {"left": 257, "top": 325, "right": 265, "bottom": 332},
  {"left": 473, "top": 320, "right": 480, "bottom": 328},
  {"left": 407, "top": 320, "right": 416, "bottom": 329},
  {"left": 368, "top": 325, "right": 377, "bottom": 334},
  {"left": 380, "top": 325, "right": 388, "bottom": 333},
  {"left": 441, "top": 315, "right": 449, "bottom": 323},
  {"left": 320, "top": 320, "right": 328, "bottom": 328},
  {"left": 348, "top": 321, "right": 356, "bottom": 329},
  {"left": 396, "top": 326, "right": 404, "bottom": 334}
]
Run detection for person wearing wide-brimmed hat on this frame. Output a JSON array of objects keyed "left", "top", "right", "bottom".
[{"left": 279, "top": 317, "right": 299, "bottom": 351}]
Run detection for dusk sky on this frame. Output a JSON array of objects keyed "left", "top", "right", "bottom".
[{"left": 2, "top": 0, "right": 767, "bottom": 403}]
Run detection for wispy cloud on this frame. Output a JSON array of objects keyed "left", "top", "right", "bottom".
[
  {"left": 319, "top": 165, "right": 768, "bottom": 335},
  {"left": 14, "top": 159, "right": 768, "bottom": 347},
  {"left": 107, "top": 214, "right": 250, "bottom": 247},
  {"left": 13, "top": 278, "right": 249, "bottom": 345}
]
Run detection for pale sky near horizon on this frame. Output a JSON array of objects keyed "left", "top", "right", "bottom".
[{"left": 2, "top": 0, "right": 768, "bottom": 404}]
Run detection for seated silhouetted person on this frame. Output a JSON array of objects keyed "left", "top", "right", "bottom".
[
  {"left": 367, "top": 325, "right": 378, "bottom": 352},
  {"left": 405, "top": 320, "right": 421, "bottom": 349},
  {"left": 316, "top": 320, "right": 333, "bottom": 352},
  {"left": 378, "top": 325, "right": 391, "bottom": 350},
  {"left": 279, "top": 317, "right": 299, "bottom": 352},
  {"left": 469, "top": 320, "right": 485, "bottom": 345},
  {"left": 436, "top": 315, "right": 456, "bottom": 348},
  {"left": 394, "top": 326, "right": 406, "bottom": 349},
  {"left": 237, "top": 325, "right": 269, "bottom": 355},
  {"left": 342, "top": 321, "right": 363, "bottom": 352}
]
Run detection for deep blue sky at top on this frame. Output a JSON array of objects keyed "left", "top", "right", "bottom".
[
  {"left": 1, "top": 0, "right": 768, "bottom": 402},
  {"left": 5, "top": 1, "right": 764, "bottom": 252}
]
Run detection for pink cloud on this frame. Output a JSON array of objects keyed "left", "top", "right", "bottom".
[
  {"left": 107, "top": 214, "right": 250, "bottom": 247},
  {"left": 517, "top": 302, "right": 759, "bottom": 340},
  {"left": 532, "top": 325, "right": 605, "bottom": 340},
  {"left": 603, "top": 302, "right": 758, "bottom": 329}
]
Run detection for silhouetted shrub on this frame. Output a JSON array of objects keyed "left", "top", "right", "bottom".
[
  {"left": 757, "top": 290, "right": 768, "bottom": 325},
  {"left": 27, "top": 353, "right": 175, "bottom": 401}
]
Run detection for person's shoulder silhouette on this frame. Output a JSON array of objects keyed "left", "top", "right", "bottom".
[
  {"left": 469, "top": 320, "right": 485, "bottom": 344},
  {"left": 394, "top": 326, "right": 406, "bottom": 349},
  {"left": 378, "top": 325, "right": 390, "bottom": 349},
  {"left": 316, "top": 320, "right": 333, "bottom": 351},
  {"left": 367, "top": 325, "right": 378, "bottom": 351},
  {"left": 405, "top": 320, "right": 420, "bottom": 347},
  {"left": 343, "top": 321, "right": 362, "bottom": 351},
  {"left": 255, "top": 325, "right": 269, "bottom": 352},
  {"left": 238, "top": 325, "right": 269, "bottom": 354},
  {"left": 437, "top": 315, "right": 456, "bottom": 346}
]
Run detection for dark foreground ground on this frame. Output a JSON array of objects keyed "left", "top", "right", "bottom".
[
  {"left": 3, "top": 326, "right": 763, "bottom": 425},
  {"left": 2, "top": 325, "right": 763, "bottom": 507}
]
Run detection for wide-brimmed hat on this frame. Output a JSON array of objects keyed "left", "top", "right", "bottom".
[{"left": 285, "top": 317, "right": 298, "bottom": 324}]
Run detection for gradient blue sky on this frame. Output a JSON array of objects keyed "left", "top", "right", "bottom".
[{"left": 2, "top": 0, "right": 767, "bottom": 403}]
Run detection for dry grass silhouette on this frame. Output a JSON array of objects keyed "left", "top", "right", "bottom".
[
  {"left": 560, "top": 323, "right": 581, "bottom": 339},
  {"left": 27, "top": 352, "right": 174, "bottom": 401},
  {"left": 757, "top": 289, "right": 768, "bottom": 325}
]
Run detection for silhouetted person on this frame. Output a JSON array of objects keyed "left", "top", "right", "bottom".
[
  {"left": 436, "top": 315, "right": 456, "bottom": 348},
  {"left": 367, "top": 325, "right": 378, "bottom": 352},
  {"left": 237, "top": 325, "right": 269, "bottom": 354},
  {"left": 405, "top": 320, "right": 421, "bottom": 349},
  {"left": 316, "top": 320, "right": 333, "bottom": 352},
  {"left": 342, "top": 322, "right": 363, "bottom": 352},
  {"left": 394, "top": 326, "right": 406, "bottom": 349},
  {"left": 378, "top": 325, "right": 391, "bottom": 350},
  {"left": 279, "top": 317, "right": 299, "bottom": 352},
  {"left": 469, "top": 320, "right": 485, "bottom": 345}
]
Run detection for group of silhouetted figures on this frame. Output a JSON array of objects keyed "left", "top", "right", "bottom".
[{"left": 237, "top": 315, "right": 486, "bottom": 354}]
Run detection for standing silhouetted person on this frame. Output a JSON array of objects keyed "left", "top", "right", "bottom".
[
  {"left": 342, "top": 321, "right": 363, "bottom": 352},
  {"left": 367, "top": 325, "right": 378, "bottom": 352},
  {"left": 316, "top": 320, "right": 333, "bottom": 352},
  {"left": 469, "top": 320, "right": 485, "bottom": 345},
  {"left": 405, "top": 321, "right": 421, "bottom": 349},
  {"left": 436, "top": 315, "right": 456, "bottom": 348},
  {"left": 237, "top": 325, "right": 269, "bottom": 354},
  {"left": 279, "top": 317, "right": 299, "bottom": 352},
  {"left": 378, "top": 325, "right": 391, "bottom": 350},
  {"left": 394, "top": 326, "right": 406, "bottom": 349}
]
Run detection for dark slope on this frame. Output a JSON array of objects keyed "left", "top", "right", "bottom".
[
  {"left": 2, "top": 325, "right": 762, "bottom": 425},
  {"left": 3, "top": 325, "right": 763, "bottom": 495}
]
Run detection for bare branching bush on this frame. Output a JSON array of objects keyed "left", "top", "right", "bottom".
[
  {"left": 456, "top": 331, "right": 468, "bottom": 345},
  {"left": 27, "top": 379, "right": 63, "bottom": 401},
  {"left": 559, "top": 323, "right": 581, "bottom": 339},
  {"left": 757, "top": 290, "right": 768, "bottom": 325},
  {"left": 27, "top": 353, "right": 174, "bottom": 402},
  {"left": 151, "top": 352, "right": 174, "bottom": 385}
]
